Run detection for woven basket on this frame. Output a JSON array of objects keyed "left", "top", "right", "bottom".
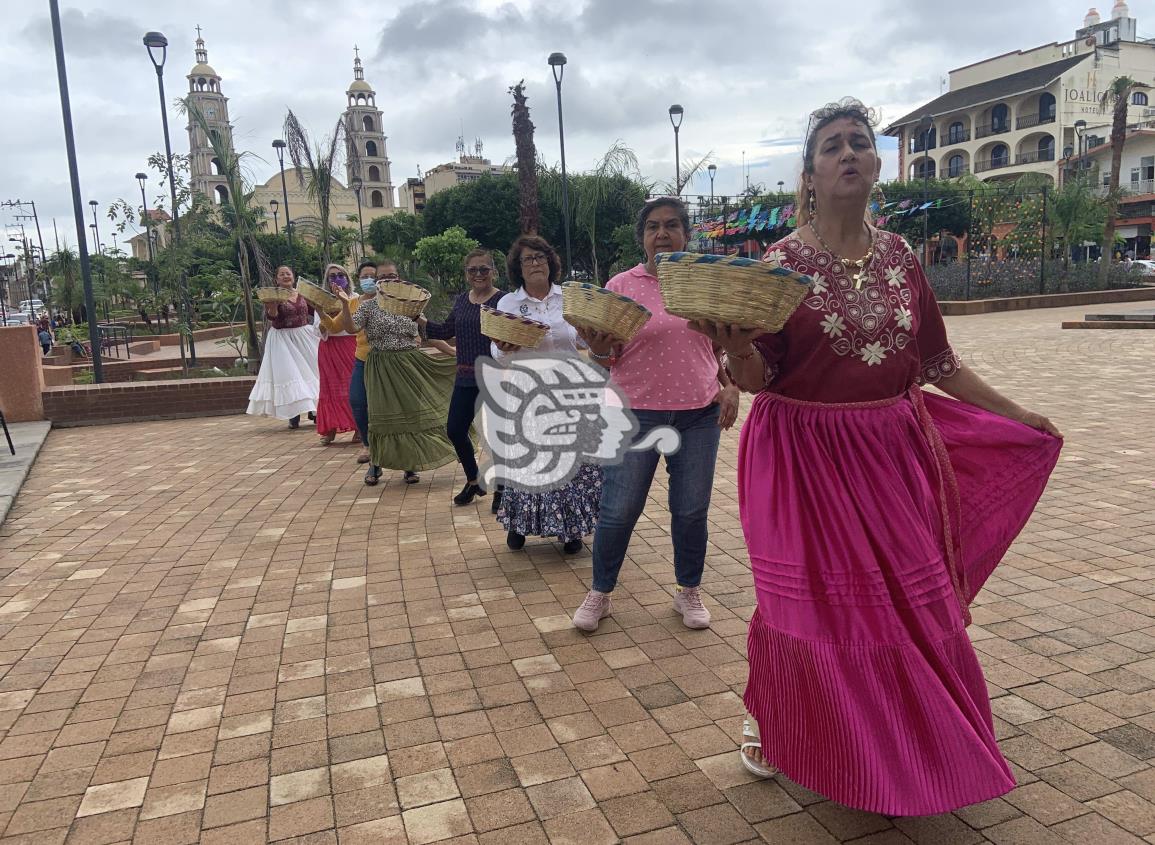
[
  {"left": 296, "top": 279, "right": 342, "bottom": 315},
  {"left": 480, "top": 306, "right": 549, "bottom": 349},
  {"left": 654, "top": 252, "right": 813, "bottom": 332},
  {"left": 376, "top": 281, "right": 431, "bottom": 318},
  {"left": 256, "top": 287, "right": 294, "bottom": 304},
  {"left": 561, "top": 282, "right": 651, "bottom": 343}
]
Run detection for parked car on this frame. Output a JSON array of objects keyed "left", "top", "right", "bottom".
[
  {"left": 1131, "top": 259, "right": 1155, "bottom": 277},
  {"left": 17, "top": 299, "right": 44, "bottom": 315},
  {"left": 3, "top": 316, "right": 31, "bottom": 327}
]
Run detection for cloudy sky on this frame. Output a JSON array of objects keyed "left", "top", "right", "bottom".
[{"left": 0, "top": 0, "right": 1106, "bottom": 252}]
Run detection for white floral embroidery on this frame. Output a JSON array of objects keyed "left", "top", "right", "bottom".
[
  {"left": 820, "top": 313, "right": 846, "bottom": 337},
  {"left": 919, "top": 347, "right": 961, "bottom": 384},
  {"left": 780, "top": 233, "right": 918, "bottom": 369},
  {"left": 860, "top": 342, "right": 886, "bottom": 366},
  {"left": 764, "top": 248, "right": 786, "bottom": 266}
]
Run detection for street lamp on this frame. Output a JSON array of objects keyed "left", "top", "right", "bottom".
[
  {"left": 272, "top": 139, "right": 293, "bottom": 250},
  {"left": 777, "top": 180, "right": 785, "bottom": 200},
  {"left": 88, "top": 200, "right": 102, "bottom": 253},
  {"left": 269, "top": 199, "right": 280, "bottom": 235},
  {"left": 350, "top": 178, "right": 366, "bottom": 257},
  {"left": 549, "top": 52, "right": 571, "bottom": 278},
  {"left": 137, "top": 171, "right": 162, "bottom": 333},
  {"left": 707, "top": 164, "right": 717, "bottom": 254},
  {"left": 1074, "top": 119, "right": 1088, "bottom": 177},
  {"left": 919, "top": 114, "right": 933, "bottom": 265},
  {"left": 669, "top": 104, "right": 684, "bottom": 195},
  {"left": 144, "top": 29, "right": 195, "bottom": 365}
]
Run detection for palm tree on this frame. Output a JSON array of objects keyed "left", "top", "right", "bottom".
[
  {"left": 509, "top": 81, "right": 540, "bottom": 235},
  {"left": 1098, "top": 76, "right": 1149, "bottom": 282},
  {"left": 284, "top": 111, "right": 353, "bottom": 275},
  {"left": 540, "top": 142, "right": 645, "bottom": 282},
  {"left": 44, "top": 247, "right": 83, "bottom": 322},
  {"left": 183, "top": 98, "right": 267, "bottom": 362},
  {"left": 1048, "top": 177, "right": 1106, "bottom": 270}
]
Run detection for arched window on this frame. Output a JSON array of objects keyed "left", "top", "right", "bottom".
[
  {"left": 1038, "top": 136, "right": 1055, "bottom": 161},
  {"left": 370, "top": 190, "right": 384, "bottom": 208},
  {"left": 991, "top": 104, "right": 1009, "bottom": 132},
  {"left": 991, "top": 144, "right": 1009, "bottom": 167},
  {"left": 196, "top": 78, "right": 206, "bottom": 91},
  {"left": 210, "top": 157, "right": 223, "bottom": 176},
  {"left": 363, "top": 115, "right": 375, "bottom": 132},
  {"left": 1039, "top": 93, "right": 1056, "bottom": 121},
  {"left": 214, "top": 185, "right": 229, "bottom": 205},
  {"left": 1133, "top": 92, "right": 1149, "bottom": 106},
  {"left": 916, "top": 158, "right": 935, "bottom": 179},
  {"left": 368, "top": 165, "right": 381, "bottom": 182},
  {"left": 948, "top": 121, "right": 966, "bottom": 145},
  {"left": 366, "top": 140, "right": 378, "bottom": 158},
  {"left": 948, "top": 154, "right": 965, "bottom": 178}
]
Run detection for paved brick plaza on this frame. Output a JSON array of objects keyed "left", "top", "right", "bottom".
[{"left": 1, "top": 300, "right": 1154, "bottom": 844}]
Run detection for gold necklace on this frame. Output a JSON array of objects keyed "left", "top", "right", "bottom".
[{"left": 809, "top": 220, "right": 876, "bottom": 289}]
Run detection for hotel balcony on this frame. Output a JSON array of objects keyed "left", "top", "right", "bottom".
[
  {"left": 1016, "top": 113, "right": 1057, "bottom": 131},
  {"left": 974, "top": 156, "right": 1011, "bottom": 173},
  {"left": 975, "top": 122, "right": 1012, "bottom": 140},
  {"left": 1015, "top": 148, "right": 1057, "bottom": 165}
]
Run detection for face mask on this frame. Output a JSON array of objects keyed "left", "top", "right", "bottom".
[
  {"left": 360, "top": 279, "right": 377, "bottom": 294},
  {"left": 329, "top": 274, "right": 349, "bottom": 289}
]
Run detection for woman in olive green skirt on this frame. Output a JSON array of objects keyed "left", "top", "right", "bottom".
[{"left": 337, "top": 287, "right": 458, "bottom": 486}]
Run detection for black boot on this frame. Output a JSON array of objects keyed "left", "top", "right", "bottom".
[
  {"left": 506, "top": 530, "right": 526, "bottom": 550},
  {"left": 491, "top": 485, "right": 503, "bottom": 515},
  {"left": 288, "top": 415, "right": 300, "bottom": 429},
  {"left": 563, "top": 539, "right": 583, "bottom": 555},
  {"left": 453, "top": 481, "right": 485, "bottom": 506}
]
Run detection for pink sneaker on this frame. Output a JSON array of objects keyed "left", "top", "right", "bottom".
[
  {"left": 674, "top": 586, "right": 711, "bottom": 629},
  {"left": 573, "top": 590, "right": 612, "bottom": 632}
]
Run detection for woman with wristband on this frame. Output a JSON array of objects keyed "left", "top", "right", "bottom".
[
  {"left": 571, "top": 197, "right": 739, "bottom": 633},
  {"left": 422, "top": 249, "right": 504, "bottom": 506},
  {"left": 315, "top": 263, "right": 359, "bottom": 446},
  {"left": 489, "top": 235, "right": 601, "bottom": 555},
  {"left": 695, "top": 99, "right": 1061, "bottom": 814}
]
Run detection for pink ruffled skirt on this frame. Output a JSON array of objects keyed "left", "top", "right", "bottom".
[{"left": 738, "top": 387, "right": 1061, "bottom": 816}]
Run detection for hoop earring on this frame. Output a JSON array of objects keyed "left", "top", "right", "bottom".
[{"left": 808, "top": 189, "right": 818, "bottom": 219}]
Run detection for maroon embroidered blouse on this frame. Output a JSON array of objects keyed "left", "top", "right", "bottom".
[{"left": 268, "top": 294, "right": 314, "bottom": 330}]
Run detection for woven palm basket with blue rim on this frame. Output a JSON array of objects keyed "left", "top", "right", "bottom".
[
  {"left": 654, "top": 252, "right": 813, "bottom": 333},
  {"left": 561, "top": 281, "right": 652, "bottom": 343}
]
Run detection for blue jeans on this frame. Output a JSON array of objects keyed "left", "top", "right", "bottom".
[
  {"left": 591, "top": 404, "right": 721, "bottom": 593},
  {"left": 349, "top": 358, "right": 368, "bottom": 444}
]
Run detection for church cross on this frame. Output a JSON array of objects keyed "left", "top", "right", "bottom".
[{"left": 195, "top": 24, "right": 203, "bottom": 40}]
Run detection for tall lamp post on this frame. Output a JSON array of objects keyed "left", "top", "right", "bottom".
[
  {"left": 548, "top": 52, "right": 571, "bottom": 278},
  {"left": 1074, "top": 119, "right": 1087, "bottom": 176},
  {"left": 144, "top": 30, "right": 195, "bottom": 366},
  {"left": 272, "top": 139, "right": 293, "bottom": 250},
  {"left": 919, "top": 114, "right": 933, "bottom": 266},
  {"left": 350, "top": 178, "right": 366, "bottom": 258},
  {"left": 88, "top": 200, "right": 102, "bottom": 253},
  {"left": 707, "top": 163, "right": 717, "bottom": 254},
  {"left": 137, "top": 171, "right": 162, "bottom": 332},
  {"left": 269, "top": 200, "right": 280, "bottom": 235},
  {"left": 777, "top": 180, "right": 785, "bottom": 201},
  {"left": 669, "top": 104, "right": 684, "bottom": 195}
]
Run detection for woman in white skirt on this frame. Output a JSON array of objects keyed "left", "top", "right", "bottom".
[{"left": 247, "top": 265, "right": 321, "bottom": 427}]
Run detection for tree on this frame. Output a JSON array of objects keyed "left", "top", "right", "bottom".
[
  {"left": 413, "top": 226, "right": 480, "bottom": 292},
  {"left": 510, "top": 81, "right": 539, "bottom": 234},
  {"left": 1099, "top": 76, "right": 1148, "bottom": 281},
  {"left": 284, "top": 110, "right": 353, "bottom": 276},
  {"left": 184, "top": 98, "right": 267, "bottom": 362},
  {"left": 43, "top": 247, "right": 83, "bottom": 322},
  {"left": 368, "top": 212, "right": 424, "bottom": 254},
  {"left": 1048, "top": 177, "right": 1107, "bottom": 268}
]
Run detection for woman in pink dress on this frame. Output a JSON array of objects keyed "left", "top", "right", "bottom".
[
  {"left": 315, "top": 263, "right": 359, "bottom": 445},
  {"left": 693, "top": 98, "right": 1063, "bottom": 816}
]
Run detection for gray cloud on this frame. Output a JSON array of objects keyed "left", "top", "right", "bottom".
[{"left": 23, "top": 7, "right": 141, "bottom": 58}]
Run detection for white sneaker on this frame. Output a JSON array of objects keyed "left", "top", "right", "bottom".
[
  {"left": 572, "top": 590, "right": 612, "bottom": 632},
  {"left": 674, "top": 586, "right": 711, "bottom": 629}
]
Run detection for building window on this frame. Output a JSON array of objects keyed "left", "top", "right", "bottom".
[
  {"left": 363, "top": 115, "right": 375, "bottom": 132},
  {"left": 991, "top": 144, "right": 1009, "bottom": 167},
  {"left": 991, "top": 104, "right": 1009, "bottom": 133},
  {"left": 370, "top": 190, "right": 383, "bottom": 208},
  {"left": 948, "top": 154, "right": 965, "bottom": 177},
  {"left": 1133, "top": 92, "right": 1149, "bottom": 106},
  {"left": 366, "top": 140, "right": 378, "bottom": 158},
  {"left": 1038, "top": 136, "right": 1055, "bottom": 161},
  {"left": 915, "top": 158, "right": 935, "bottom": 179},
  {"left": 214, "top": 185, "right": 229, "bottom": 205},
  {"left": 368, "top": 165, "right": 381, "bottom": 182},
  {"left": 948, "top": 121, "right": 966, "bottom": 144},
  {"left": 210, "top": 157, "right": 223, "bottom": 176},
  {"left": 1039, "top": 93, "right": 1056, "bottom": 121}
]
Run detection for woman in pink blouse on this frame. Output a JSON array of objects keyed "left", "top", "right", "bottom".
[{"left": 695, "top": 98, "right": 1062, "bottom": 815}]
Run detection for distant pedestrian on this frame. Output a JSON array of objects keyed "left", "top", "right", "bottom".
[{"left": 38, "top": 328, "right": 51, "bottom": 355}]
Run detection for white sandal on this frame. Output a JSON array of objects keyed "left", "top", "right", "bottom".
[{"left": 739, "top": 718, "right": 776, "bottom": 778}]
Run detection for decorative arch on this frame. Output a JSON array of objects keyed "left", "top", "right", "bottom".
[
  {"left": 368, "top": 165, "right": 381, "bottom": 182},
  {"left": 366, "top": 140, "right": 378, "bottom": 158},
  {"left": 947, "top": 154, "right": 965, "bottom": 178},
  {"left": 1039, "top": 92, "right": 1056, "bottom": 121},
  {"left": 1038, "top": 135, "right": 1055, "bottom": 160},
  {"left": 991, "top": 143, "right": 1009, "bottom": 167},
  {"left": 991, "top": 103, "right": 1010, "bottom": 132},
  {"left": 363, "top": 115, "right": 375, "bottom": 132},
  {"left": 214, "top": 185, "right": 229, "bottom": 205},
  {"left": 370, "top": 190, "right": 384, "bottom": 208},
  {"left": 210, "top": 157, "right": 223, "bottom": 176}
]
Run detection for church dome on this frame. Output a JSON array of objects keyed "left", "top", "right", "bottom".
[
  {"left": 1112, "top": 0, "right": 1129, "bottom": 19},
  {"left": 189, "top": 62, "right": 219, "bottom": 78},
  {"left": 348, "top": 79, "right": 373, "bottom": 93},
  {"left": 1084, "top": 7, "right": 1101, "bottom": 26}
]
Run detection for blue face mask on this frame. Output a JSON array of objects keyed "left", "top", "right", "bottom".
[{"left": 359, "top": 279, "right": 377, "bottom": 294}]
